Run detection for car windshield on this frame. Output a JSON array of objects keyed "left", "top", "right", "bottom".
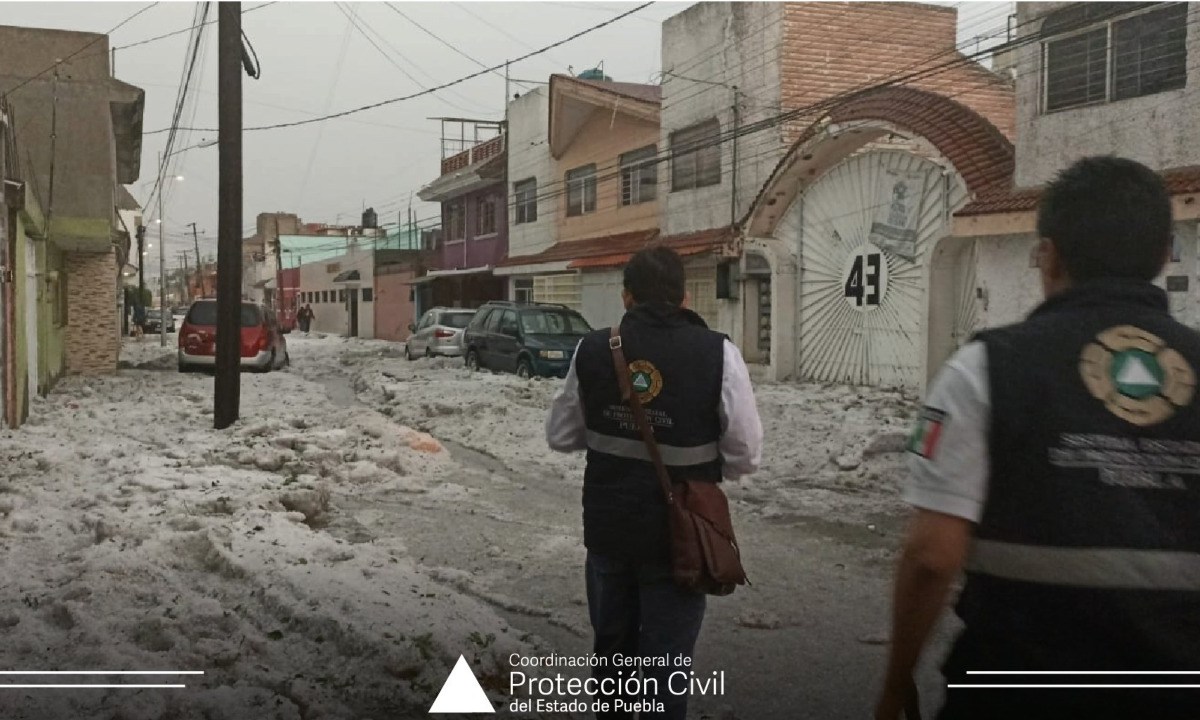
[
  {"left": 440, "top": 313, "right": 473, "bottom": 329},
  {"left": 186, "top": 302, "right": 263, "bottom": 327},
  {"left": 520, "top": 310, "right": 591, "bottom": 336}
]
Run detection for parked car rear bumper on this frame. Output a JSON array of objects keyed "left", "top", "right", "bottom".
[
  {"left": 178, "top": 350, "right": 272, "bottom": 368},
  {"left": 430, "top": 339, "right": 464, "bottom": 356}
]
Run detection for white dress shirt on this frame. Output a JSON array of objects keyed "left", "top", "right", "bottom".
[{"left": 546, "top": 339, "right": 764, "bottom": 478}]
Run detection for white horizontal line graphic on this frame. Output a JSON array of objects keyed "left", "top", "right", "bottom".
[
  {"left": 950, "top": 684, "right": 1200, "bottom": 689},
  {"left": 0, "top": 671, "right": 203, "bottom": 675},
  {"left": 967, "top": 671, "right": 1200, "bottom": 676},
  {"left": 0, "top": 685, "right": 187, "bottom": 689}
]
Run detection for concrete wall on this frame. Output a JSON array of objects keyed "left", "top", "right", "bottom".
[
  {"left": 660, "top": 1, "right": 784, "bottom": 237},
  {"left": 297, "top": 244, "right": 376, "bottom": 338},
  {"left": 556, "top": 109, "right": 660, "bottom": 242},
  {"left": 1013, "top": 2, "right": 1200, "bottom": 187},
  {"left": 439, "top": 184, "right": 508, "bottom": 270},
  {"left": 65, "top": 251, "right": 120, "bottom": 375},
  {"left": 507, "top": 87, "right": 557, "bottom": 259},
  {"left": 1160, "top": 221, "right": 1199, "bottom": 330},
  {"left": 374, "top": 266, "right": 418, "bottom": 342}
]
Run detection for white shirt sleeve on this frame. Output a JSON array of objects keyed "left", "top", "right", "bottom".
[
  {"left": 719, "top": 339, "right": 764, "bottom": 479},
  {"left": 545, "top": 347, "right": 588, "bottom": 453},
  {"left": 903, "top": 341, "right": 991, "bottom": 523}
]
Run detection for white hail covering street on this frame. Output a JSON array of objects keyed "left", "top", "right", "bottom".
[{"left": 0, "top": 335, "right": 929, "bottom": 719}]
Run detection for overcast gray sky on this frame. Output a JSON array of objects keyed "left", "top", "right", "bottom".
[{"left": 4, "top": 1, "right": 1011, "bottom": 273}]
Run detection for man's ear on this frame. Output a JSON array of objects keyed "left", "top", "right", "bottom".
[{"left": 681, "top": 291, "right": 691, "bottom": 310}]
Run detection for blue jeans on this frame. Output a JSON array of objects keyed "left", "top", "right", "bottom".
[{"left": 585, "top": 552, "right": 707, "bottom": 720}]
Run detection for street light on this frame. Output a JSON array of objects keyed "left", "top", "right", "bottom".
[{"left": 154, "top": 138, "right": 214, "bottom": 346}]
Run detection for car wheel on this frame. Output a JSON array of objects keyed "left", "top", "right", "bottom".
[
  {"left": 466, "top": 350, "right": 481, "bottom": 372},
  {"left": 516, "top": 358, "right": 533, "bottom": 380}
]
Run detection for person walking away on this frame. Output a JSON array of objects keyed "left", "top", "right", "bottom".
[
  {"left": 131, "top": 301, "right": 146, "bottom": 340},
  {"left": 298, "top": 304, "right": 314, "bottom": 333},
  {"left": 876, "top": 156, "right": 1200, "bottom": 720},
  {"left": 547, "top": 247, "right": 764, "bottom": 720}
]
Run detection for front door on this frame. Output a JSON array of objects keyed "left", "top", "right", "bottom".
[{"left": 348, "top": 289, "right": 359, "bottom": 338}]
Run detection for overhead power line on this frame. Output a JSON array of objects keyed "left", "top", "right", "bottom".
[{"left": 143, "top": 2, "right": 654, "bottom": 135}]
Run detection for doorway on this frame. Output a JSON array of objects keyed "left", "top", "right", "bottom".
[{"left": 348, "top": 288, "right": 359, "bottom": 338}]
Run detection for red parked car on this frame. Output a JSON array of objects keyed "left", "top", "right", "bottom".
[{"left": 177, "top": 299, "right": 290, "bottom": 373}]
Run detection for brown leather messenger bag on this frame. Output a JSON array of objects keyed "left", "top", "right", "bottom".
[{"left": 607, "top": 326, "right": 748, "bottom": 596}]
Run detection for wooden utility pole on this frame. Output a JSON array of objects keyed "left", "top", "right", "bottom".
[
  {"left": 188, "top": 221, "right": 205, "bottom": 296},
  {"left": 214, "top": 2, "right": 243, "bottom": 430},
  {"left": 180, "top": 250, "right": 191, "bottom": 303}
]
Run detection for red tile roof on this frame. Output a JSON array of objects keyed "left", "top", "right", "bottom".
[
  {"left": 956, "top": 165, "right": 1200, "bottom": 217},
  {"left": 497, "top": 226, "right": 734, "bottom": 270}
]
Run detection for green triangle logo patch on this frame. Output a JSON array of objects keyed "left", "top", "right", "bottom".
[
  {"left": 1111, "top": 349, "right": 1163, "bottom": 399},
  {"left": 631, "top": 372, "right": 652, "bottom": 392}
]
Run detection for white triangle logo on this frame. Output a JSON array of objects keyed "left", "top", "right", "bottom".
[
  {"left": 429, "top": 655, "right": 495, "bottom": 714},
  {"left": 1117, "top": 357, "right": 1158, "bottom": 387}
]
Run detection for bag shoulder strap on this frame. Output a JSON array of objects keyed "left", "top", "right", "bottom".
[{"left": 608, "top": 326, "right": 675, "bottom": 506}]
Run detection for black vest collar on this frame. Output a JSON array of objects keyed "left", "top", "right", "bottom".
[
  {"left": 1028, "top": 279, "right": 1169, "bottom": 320},
  {"left": 624, "top": 302, "right": 710, "bottom": 330}
]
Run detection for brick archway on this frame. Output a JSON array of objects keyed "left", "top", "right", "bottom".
[{"left": 744, "top": 86, "right": 1014, "bottom": 237}]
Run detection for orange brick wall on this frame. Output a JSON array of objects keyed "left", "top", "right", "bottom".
[
  {"left": 780, "top": 2, "right": 1014, "bottom": 142},
  {"left": 65, "top": 251, "right": 120, "bottom": 375}
]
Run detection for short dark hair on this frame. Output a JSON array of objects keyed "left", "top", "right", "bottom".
[
  {"left": 1036, "top": 156, "right": 1172, "bottom": 282},
  {"left": 624, "top": 247, "right": 686, "bottom": 305}
]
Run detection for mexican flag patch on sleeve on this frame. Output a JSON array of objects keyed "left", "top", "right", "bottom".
[{"left": 907, "top": 407, "right": 947, "bottom": 460}]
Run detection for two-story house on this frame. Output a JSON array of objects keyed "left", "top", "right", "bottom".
[
  {"left": 415, "top": 126, "right": 508, "bottom": 312},
  {"left": 954, "top": 1, "right": 1200, "bottom": 333},
  {"left": 662, "top": 2, "right": 1015, "bottom": 391},
  {"left": 0, "top": 24, "right": 144, "bottom": 428},
  {"left": 496, "top": 72, "right": 725, "bottom": 328}
]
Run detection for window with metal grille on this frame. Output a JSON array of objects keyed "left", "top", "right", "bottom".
[
  {"left": 533, "top": 274, "right": 582, "bottom": 311},
  {"left": 670, "top": 119, "right": 721, "bottom": 191},
  {"left": 477, "top": 196, "right": 497, "bottom": 236},
  {"left": 446, "top": 203, "right": 465, "bottom": 241},
  {"left": 566, "top": 165, "right": 597, "bottom": 217},
  {"left": 1043, "top": 3, "right": 1187, "bottom": 112},
  {"left": 514, "top": 278, "right": 534, "bottom": 304},
  {"left": 514, "top": 178, "right": 538, "bottom": 224},
  {"left": 620, "top": 145, "right": 658, "bottom": 206}
]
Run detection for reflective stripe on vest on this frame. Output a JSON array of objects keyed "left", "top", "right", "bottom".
[
  {"left": 968, "top": 539, "right": 1200, "bottom": 591},
  {"left": 585, "top": 430, "right": 720, "bottom": 467}
]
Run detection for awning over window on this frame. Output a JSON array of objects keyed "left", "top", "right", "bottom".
[
  {"left": 332, "top": 269, "right": 361, "bottom": 283},
  {"left": 403, "top": 266, "right": 493, "bottom": 285}
]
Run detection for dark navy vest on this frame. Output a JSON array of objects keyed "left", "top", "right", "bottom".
[
  {"left": 574, "top": 303, "right": 725, "bottom": 559},
  {"left": 947, "top": 281, "right": 1200, "bottom": 705}
]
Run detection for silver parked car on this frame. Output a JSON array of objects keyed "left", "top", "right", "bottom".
[{"left": 404, "top": 308, "right": 476, "bottom": 360}]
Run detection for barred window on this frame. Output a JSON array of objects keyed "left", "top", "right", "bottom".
[
  {"left": 514, "top": 178, "right": 538, "bottom": 224},
  {"left": 620, "top": 145, "right": 658, "bottom": 206},
  {"left": 566, "top": 165, "right": 597, "bottom": 217}
]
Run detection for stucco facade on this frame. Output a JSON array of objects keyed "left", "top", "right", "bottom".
[
  {"left": 506, "top": 87, "right": 556, "bottom": 261},
  {"left": 1012, "top": 2, "right": 1200, "bottom": 188},
  {"left": 296, "top": 242, "right": 376, "bottom": 339}
]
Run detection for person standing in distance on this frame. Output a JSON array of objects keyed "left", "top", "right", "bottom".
[
  {"left": 876, "top": 156, "right": 1200, "bottom": 720},
  {"left": 547, "top": 246, "right": 763, "bottom": 720}
]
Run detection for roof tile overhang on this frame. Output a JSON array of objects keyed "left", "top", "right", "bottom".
[
  {"left": 497, "top": 226, "right": 735, "bottom": 272},
  {"left": 549, "top": 74, "right": 662, "bottom": 159},
  {"left": 109, "top": 78, "right": 144, "bottom": 185},
  {"left": 417, "top": 151, "right": 506, "bottom": 202},
  {"left": 956, "top": 165, "right": 1200, "bottom": 217}
]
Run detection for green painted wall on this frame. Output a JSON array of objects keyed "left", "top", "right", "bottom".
[
  {"left": 38, "top": 242, "right": 66, "bottom": 390},
  {"left": 12, "top": 214, "right": 29, "bottom": 425}
]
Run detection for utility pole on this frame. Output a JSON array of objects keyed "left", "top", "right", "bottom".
[
  {"left": 157, "top": 149, "right": 167, "bottom": 348},
  {"left": 180, "top": 250, "right": 191, "bottom": 303},
  {"left": 188, "top": 221, "right": 204, "bottom": 296},
  {"left": 730, "top": 86, "right": 740, "bottom": 228},
  {"left": 214, "top": 2, "right": 243, "bottom": 430},
  {"left": 136, "top": 223, "right": 146, "bottom": 308}
]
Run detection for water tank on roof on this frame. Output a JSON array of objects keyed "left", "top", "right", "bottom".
[
  {"left": 362, "top": 207, "right": 378, "bottom": 229},
  {"left": 576, "top": 67, "right": 612, "bottom": 82}
]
